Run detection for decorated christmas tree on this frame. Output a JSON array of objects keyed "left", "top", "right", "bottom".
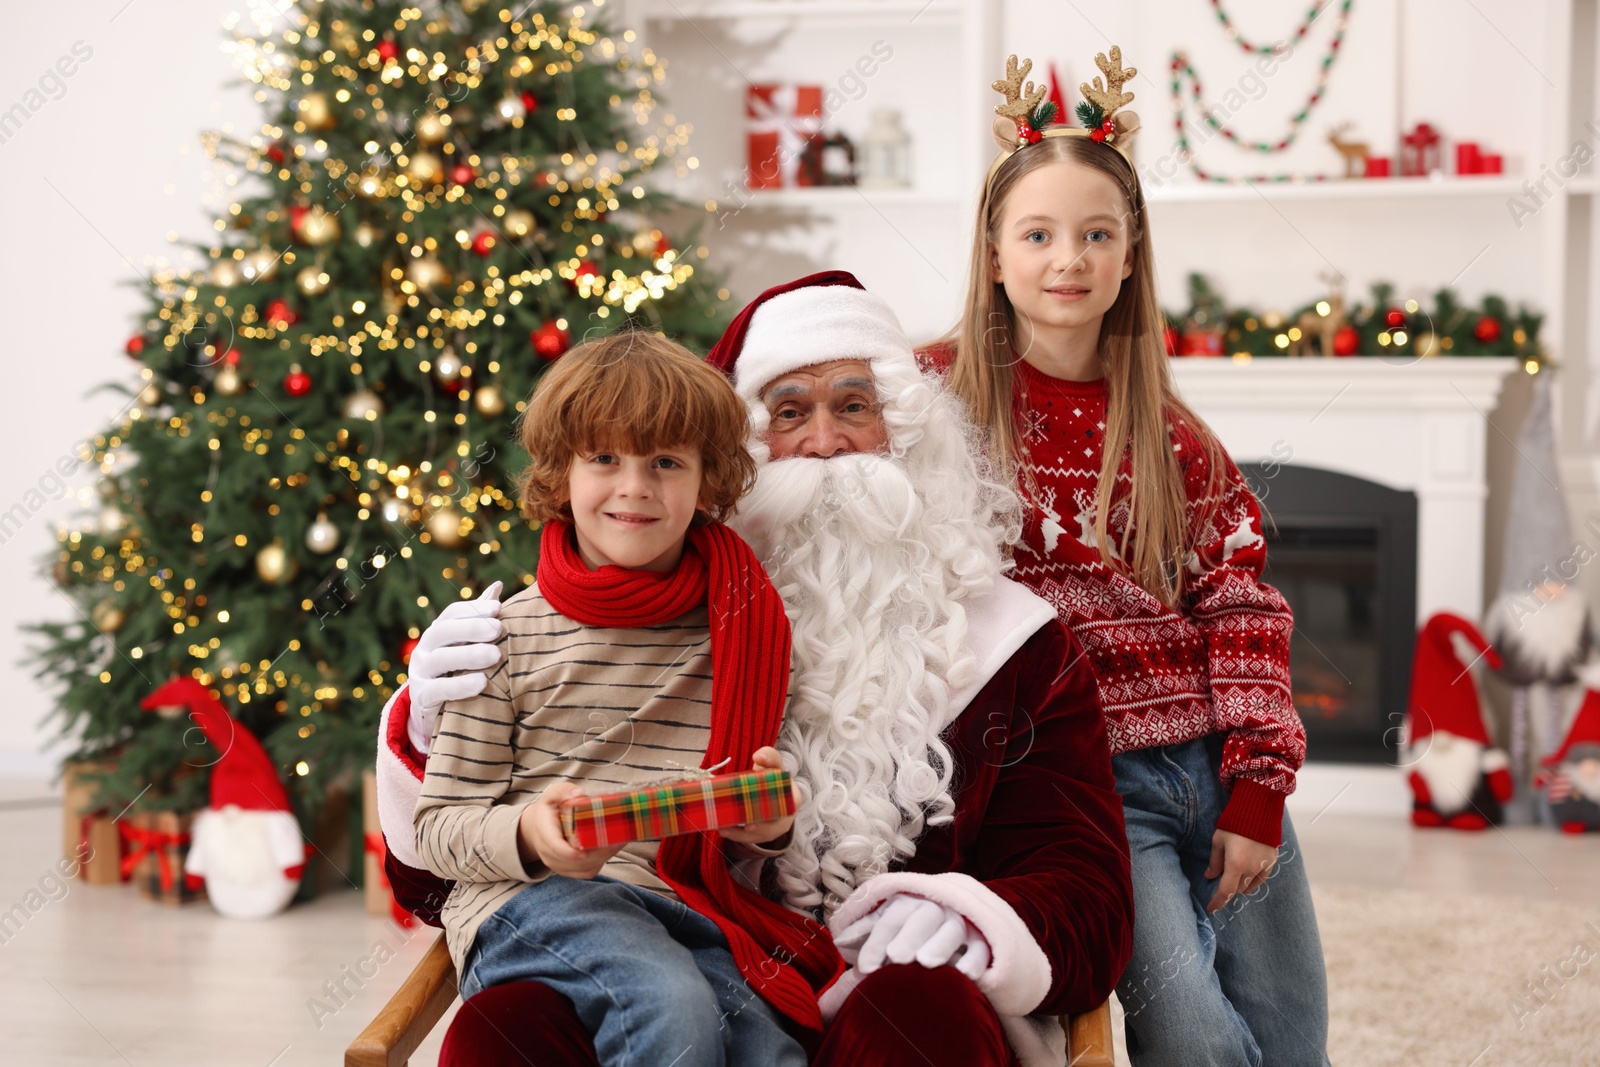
[{"left": 34, "top": 0, "right": 727, "bottom": 819}]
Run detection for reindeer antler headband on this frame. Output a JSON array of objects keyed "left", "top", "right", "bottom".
[{"left": 987, "top": 48, "right": 1141, "bottom": 185}]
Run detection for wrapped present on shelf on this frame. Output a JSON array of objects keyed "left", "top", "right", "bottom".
[
  {"left": 61, "top": 761, "right": 125, "bottom": 884},
  {"left": 121, "top": 811, "right": 203, "bottom": 905},
  {"left": 362, "top": 770, "right": 415, "bottom": 926},
  {"left": 745, "top": 84, "right": 823, "bottom": 189},
  {"left": 562, "top": 769, "right": 794, "bottom": 850}
]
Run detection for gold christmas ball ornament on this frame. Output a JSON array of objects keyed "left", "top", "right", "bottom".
[
  {"left": 414, "top": 111, "right": 448, "bottom": 145},
  {"left": 137, "top": 381, "right": 163, "bottom": 408},
  {"left": 255, "top": 541, "right": 298, "bottom": 584},
  {"left": 474, "top": 383, "right": 506, "bottom": 416},
  {"left": 407, "top": 256, "right": 450, "bottom": 292},
  {"left": 632, "top": 228, "right": 663, "bottom": 257},
  {"left": 304, "top": 512, "right": 341, "bottom": 554},
  {"left": 214, "top": 365, "right": 245, "bottom": 397},
  {"left": 434, "top": 347, "right": 465, "bottom": 384},
  {"left": 241, "top": 249, "right": 279, "bottom": 282},
  {"left": 1413, "top": 331, "right": 1439, "bottom": 358},
  {"left": 295, "top": 205, "right": 341, "bottom": 246},
  {"left": 502, "top": 208, "right": 536, "bottom": 239},
  {"left": 342, "top": 388, "right": 385, "bottom": 420},
  {"left": 427, "top": 506, "right": 466, "bottom": 547},
  {"left": 353, "top": 221, "right": 380, "bottom": 249},
  {"left": 296, "top": 265, "right": 330, "bottom": 295},
  {"left": 495, "top": 94, "right": 527, "bottom": 122},
  {"left": 406, "top": 150, "right": 443, "bottom": 187},
  {"left": 299, "top": 91, "right": 336, "bottom": 131},
  {"left": 209, "top": 259, "right": 241, "bottom": 287},
  {"left": 91, "top": 600, "right": 126, "bottom": 633}
]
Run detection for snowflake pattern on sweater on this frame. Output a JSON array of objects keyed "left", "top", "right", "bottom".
[{"left": 918, "top": 348, "right": 1307, "bottom": 845}]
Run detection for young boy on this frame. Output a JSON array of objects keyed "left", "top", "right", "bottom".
[{"left": 414, "top": 332, "right": 837, "bottom": 1066}]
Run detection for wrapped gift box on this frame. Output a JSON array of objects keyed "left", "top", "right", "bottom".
[
  {"left": 562, "top": 769, "right": 794, "bottom": 849},
  {"left": 122, "top": 811, "right": 203, "bottom": 905},
  {"left": 745, "top": 84, "right": 823, "bottom": 189},
  {"left": 61, "top": 761, "right": 125, "bottom": 884}
]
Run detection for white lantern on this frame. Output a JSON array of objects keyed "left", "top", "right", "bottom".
[{"left": 858, "top": 109, "right": 913, "bottom": 189}]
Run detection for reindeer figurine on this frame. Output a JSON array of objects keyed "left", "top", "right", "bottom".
[
  {"left": 1288, "top": 272, "right": 1349, "bottom": 357},
  {"left": 1328, "top": 122, "right": 1369, "bottom": 179}
]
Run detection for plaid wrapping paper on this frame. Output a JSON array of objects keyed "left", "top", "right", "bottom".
[{"left": 561, "top": 769, "right": 794, "bottom": 849}]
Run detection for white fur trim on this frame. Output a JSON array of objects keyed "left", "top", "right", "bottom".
[
  {"left": 1481, "top": 748, "right": 1509, "bottom": 772},
  {"left": 1000, "top": 1015, "right": 1069, "bottom": 1067},
  {"left": 944, "top": 578, "right": 1057, "bottom": 730},
  {"left": 732, "top": 287, "right": 915, "bottom": 402},
  {"left": 375, "top": 685, "right": 428, "bottom": 871},
  {"left": 824, "top": 871, "right": 1053, "bottom": 1017}
]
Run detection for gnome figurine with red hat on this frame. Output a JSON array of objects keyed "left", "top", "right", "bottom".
[
  {"left": 1536, "top": 660, "right": 1600, "bottom": 833},
  {"left": 142, "top": 677, "right": 306, "bottom": 917},
  {"left": 1403, "top": 613, "right": 1513, "bottom": 830}
]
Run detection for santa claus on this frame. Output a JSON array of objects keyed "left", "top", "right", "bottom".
[
  {"left": 374, "top": 271, "right": 1133, "bottom": 1066},
  {"left": 141, "top": 677, "right": 306, "bottom": 918},
  {"left": 1403, "top": 613, "right": 1513, "bottom": 830},
  {"left": 1537, "top": 663, "right": 1600, "bottom": 833}
]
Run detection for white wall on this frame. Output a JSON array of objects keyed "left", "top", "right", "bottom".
[
  {"left": 0, "top": 0, "right": 1568, "bottom": 774},
  {"left": 0, "top": 2, "right": 258, "bottom": 774}
]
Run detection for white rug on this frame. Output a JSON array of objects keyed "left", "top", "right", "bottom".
[{"left": 1105, "top": 884, "right": 1600, "bottom": 1066}]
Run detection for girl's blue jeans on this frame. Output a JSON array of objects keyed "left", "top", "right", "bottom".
[
  {"left": 1113, "top": 736, "right": 1330, "bottom": 1067},
  {"left": 460, "top": 874, "right": 807, "bottom": 1067}
]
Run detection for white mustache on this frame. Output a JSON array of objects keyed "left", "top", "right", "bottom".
[{"left": 733, "top": 453, "right": 921, "bottom": 562}]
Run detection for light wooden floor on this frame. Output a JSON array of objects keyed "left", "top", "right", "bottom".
[{"left": 4, "top": 775, "right": 1598, "bottom": 1066}]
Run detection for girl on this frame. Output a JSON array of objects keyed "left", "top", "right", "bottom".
[{"left": 922, "top": 51, "right": 1330, "bottom": 1066}]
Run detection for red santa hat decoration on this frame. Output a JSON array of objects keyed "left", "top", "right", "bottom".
[
  {"left": 142, "top": 677, "right": 306, "bottom": 918},
  {"left": 706, "top": 270, "right": 920, "bottom": 409},
  {"left": 1404, "top": 613, "right": 1513, "bottom": 829}
]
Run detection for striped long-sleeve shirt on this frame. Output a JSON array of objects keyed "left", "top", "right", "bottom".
[{"left": 413, "top": 584, "right": 714, "bottom": 975}]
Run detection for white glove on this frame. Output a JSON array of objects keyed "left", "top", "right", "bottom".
[
  {"left": 834, "top": 893, "right": 992, "bottom": 981},
  {"left": 406, "top": 581, "right": 504, "bottom": 754}
]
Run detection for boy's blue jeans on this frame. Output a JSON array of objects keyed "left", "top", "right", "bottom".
[
  {"left": 1113, "top": 736, "right": 1330, "bottom": 1067},
  {"left": 460, "top": 874, "right": 807, "bottom": 1067}
]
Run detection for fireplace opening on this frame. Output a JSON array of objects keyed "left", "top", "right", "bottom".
[{"left": 1238, "top": 464, "right": 1418, "bottom": 764}]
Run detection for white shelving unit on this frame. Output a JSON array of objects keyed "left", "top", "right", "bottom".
[
  {"left": 1144, "top": 175, "right": 1535, "bottom": 204},
  {"left": 618, "top": 0, "right": 998, "bottom": 340}
]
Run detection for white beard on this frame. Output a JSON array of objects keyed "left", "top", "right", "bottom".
[
  {"left": 1409, "top": 732, "right": 1486, "bottom": 816},
  {"left": 730, "top": 449, "right": 1011, "bottom": 918},
  {"left": 1486, "top": 586, "right": 1589, "bottom": 681}
]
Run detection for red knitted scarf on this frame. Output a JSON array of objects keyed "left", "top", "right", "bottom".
[{"left": 537, "top": 520, "right": 843, "bottom": 1033}]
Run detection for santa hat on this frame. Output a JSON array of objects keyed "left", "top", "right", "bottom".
[
  {"left": 1544, "top": 685, "right": 1600, "bottom": 766},
  {"left": 141, "top": 677, "right": 293, "bottom": 813},
  {"left": 1406, "top": 613, "right": 1503, "bottom": 746},
  {"left": 706, "top": 270, "right": 918, "bottom": 405},
  {"left": 1493, "top": 377, "right": 1574, "bottom": 598}
]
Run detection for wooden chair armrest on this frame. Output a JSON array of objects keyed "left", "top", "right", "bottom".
[
  {"left": 345, "top": 932, "right": 458, "bottom": 1067},
  {"left": 1062, "top": 999, "right": 1115, "bottom": 1066}
]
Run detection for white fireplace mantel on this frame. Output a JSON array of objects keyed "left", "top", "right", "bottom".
[{"left": 1169, "top": 357, "right": 1521, "bottom": 623}]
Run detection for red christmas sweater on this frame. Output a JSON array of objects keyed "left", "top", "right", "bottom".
[{"left": 920, "top": 347, "right": 1305, "bottom": 847}]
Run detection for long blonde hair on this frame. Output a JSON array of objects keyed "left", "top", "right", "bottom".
[{"left": 943, "top": 136, "right": 1225, "bottom": 606}]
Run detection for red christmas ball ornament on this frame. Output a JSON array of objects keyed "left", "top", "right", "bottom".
[
  {"left": 264, "top": 299, "right": 299, "bottom": 328},
  {"left": 376, "top": 38, "right": 400, "bottom": 62},
  {"left": 471, "top": 230, "right": 498, "bottom": 256},
  {"left": 1474, "top": 315, "right": 1502, "bottom": 344},
  {"left": 1163, "top": 323, "right": 1179, "bottom": 356},
  {"left": 266, "top": 142, "right": 286, "bottom": 165},
  {"left": 212, "top": 345, "right": 242, "bottom": 368},
  {"left": 1383, "top": 307, "right": 1407, "bottom": 329},
  {"left": 289, "top": 203, "right": 308, "bottom": 231},
  {"left": 125, "top": 335, "right": 146, "bottom": 359},
  {"left": 450, "top": 163, "right": 477, "bottom": 186},
  {"left": 399, "top": 636, "right": 420, "bottom": 665},
  {"left": 569, "top": 259, "right": 600, "bottom": 289},
  {"left": 520, "top": 91, "right": 538, "bottom": 114},
  {"left": 654, "top": 235, "right": 672, "bottom": 258},
  {"left": 283, "top": 364, "right": 312, "bottom": 397},
  {"left": 1332, "top": 324, "right": 1360, "bottom": 357},
  {"left": 531, "top": 321, "right": 570, "bottom": 361}
]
